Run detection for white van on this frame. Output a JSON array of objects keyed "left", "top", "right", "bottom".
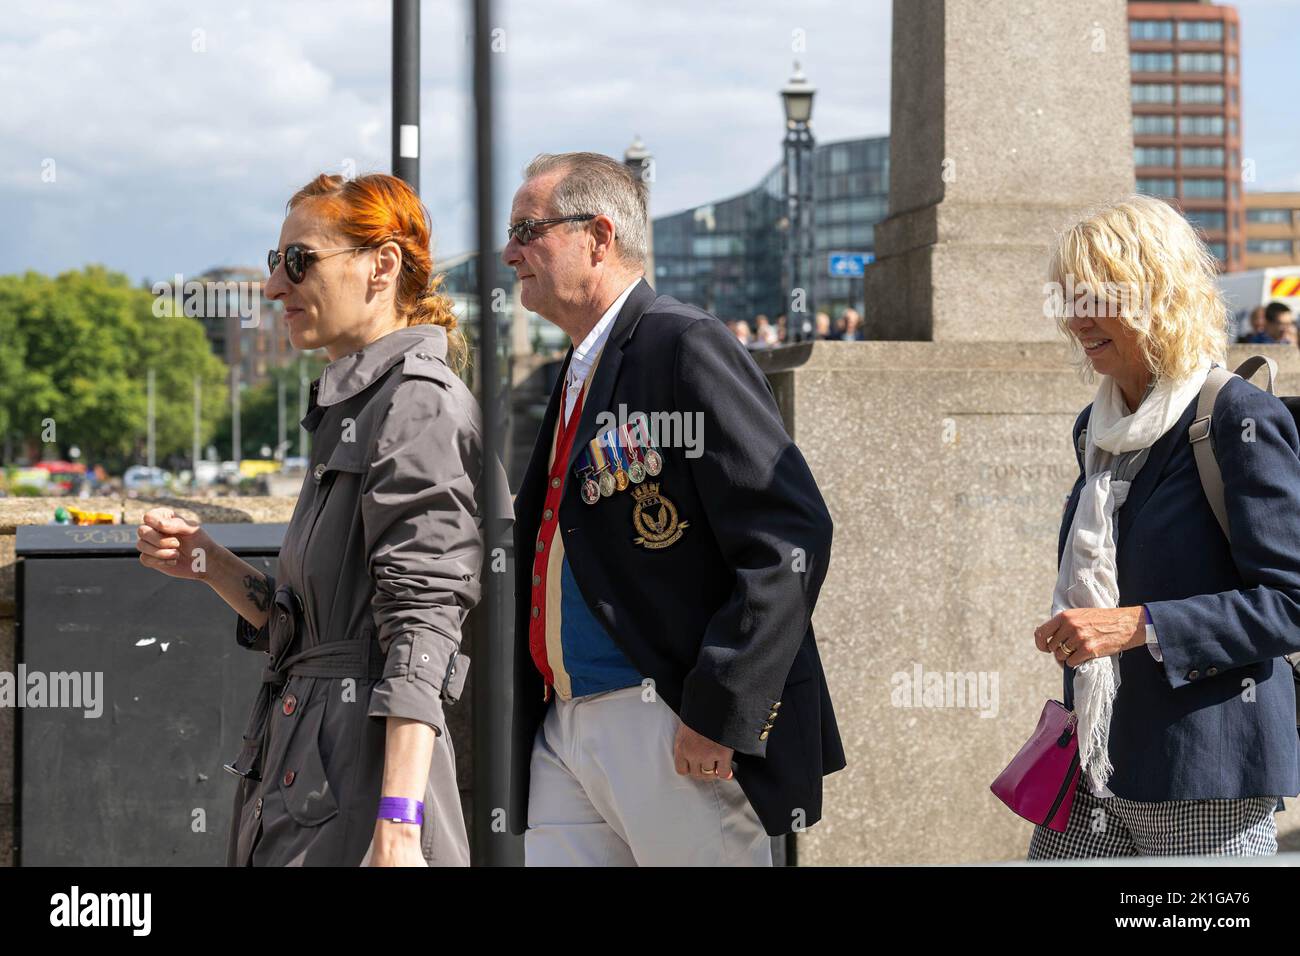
[{"left": 1219, "top": 266, "right": 1300, "bottom": 340}]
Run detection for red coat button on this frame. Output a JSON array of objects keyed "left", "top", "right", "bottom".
[
  {"left": 283, "top": 770, "right": 296, "bottom": 786},
  {"left": 282, "top": 694, "right": 297, "bottom": 716}
]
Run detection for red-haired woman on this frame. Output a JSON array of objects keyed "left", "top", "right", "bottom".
[{"left": 136, "top": 173, "right": 497, "bottom": 866}]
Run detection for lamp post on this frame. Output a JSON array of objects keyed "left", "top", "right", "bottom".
[
  {"left": 624, "top": 135, "right": 655, "bottom": 282},
  {"left": 781, "top": 63, "right": 816, "bottom": 341},
  {"left": 392, "top": 0, "right": 419, "bottom": 190}
]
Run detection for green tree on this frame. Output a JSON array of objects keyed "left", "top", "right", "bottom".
[
  {"left": 0, "top": 266, "right": 228, "bottom": 470},
  {"left": 212, "top": 356, "right": 328, "bottom": 460}
]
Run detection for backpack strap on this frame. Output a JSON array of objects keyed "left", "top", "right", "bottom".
[
  {"left": 1185, "top": 357, "right": 1300, "bottom": 717},
  {"left": 1189, "top": 356, "right": 1278, "bottom": 540}
]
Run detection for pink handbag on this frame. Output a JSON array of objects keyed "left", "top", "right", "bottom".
[{"left": 990, "top": 700, "right": 1081, "bottom": 832}]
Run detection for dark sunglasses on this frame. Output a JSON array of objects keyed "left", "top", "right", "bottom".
[
  {"left": 267, "top": 243, "right": 376, "bottom": 283},
  {"left": 506, "top": 215, "right": 596, "bottom": 245}
]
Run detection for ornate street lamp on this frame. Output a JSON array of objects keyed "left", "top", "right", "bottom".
[{"left": 781, "top": 63, "right": 816, "bottom": 341}]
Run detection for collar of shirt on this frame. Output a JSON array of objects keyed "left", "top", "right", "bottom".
[
  {"left": 316, "top": 324, "right": 449, "bottom": 408},
  {"left": 564, "top": 279, "right": 639, "bottom": 423}
]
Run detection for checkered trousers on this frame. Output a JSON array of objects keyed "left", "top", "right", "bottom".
[{"left": 1027, "top": 787, "right": 1279, "bottom": 859}]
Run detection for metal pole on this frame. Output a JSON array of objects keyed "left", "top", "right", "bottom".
[
  {"left": 799, "top": 132, "right": 815, "bottom": 339},
  {"left": 192, "top": 377, "right": 201, "bottom": 489},
  {"left": 472, "top": 0, "right": 517, "bottom": 866},
  {"left": 392, "top": 0, "right": 420, "bottom": 189},
  {"left": 277, "top": 376, "right": 286, "bottom": 460},
  {"left": 298, "top": 359, "right": 308, "bottom": 459},
  {"left": 146, "top": 367, "right": 156, "bottom": 469},
  {"left": 783, "top": 132, "right": 797, "bottom": 339},
  {"left": 231, "top": 364, "right": 241, "bottom": 465}
]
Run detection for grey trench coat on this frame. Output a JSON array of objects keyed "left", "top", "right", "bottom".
[{"left": 224, "top": 324, "right": 487, "bottom": 866}]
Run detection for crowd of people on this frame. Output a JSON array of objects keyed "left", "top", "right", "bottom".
[
  {"left": 1238, "top": 301, "right": 1297, "bottom": 346},
  {"left": 726, "top": 307, "right": 867, "bottom": 348}
]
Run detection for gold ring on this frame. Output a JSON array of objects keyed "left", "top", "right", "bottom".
[
  {"left": 1059, "top": 643, "right": 1073, "bottom": 656},
  {"left": 700, "top": 767, "right": 717, "bottom": 775}
]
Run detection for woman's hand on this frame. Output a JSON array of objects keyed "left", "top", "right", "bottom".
[
  {"left": 367, "top": 820, "right": 427, "bottom": 867},
  {"left": 1034, "top": 606, "right": 1147, "bottom": 667},
  {"left": 136, "top": 507, "right": 215, "bottom": 581}
]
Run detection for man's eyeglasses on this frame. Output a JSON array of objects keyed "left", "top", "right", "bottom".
[
  {"left": 506, "top": 215, "right": 596, "bottom": 245},
  {"left": 267, "top": 243, "right": 376, "bottom": 284}
]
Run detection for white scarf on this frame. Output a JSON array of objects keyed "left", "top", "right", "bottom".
[{"left": 1051, "top": 364, "right": 1209, "bottom": 793}]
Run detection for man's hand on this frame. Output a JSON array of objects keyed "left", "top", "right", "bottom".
[{"left": 673, "top": 721, "right": 735, "bottom": 781}]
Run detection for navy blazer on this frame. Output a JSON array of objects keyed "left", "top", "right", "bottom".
[
  {"left": 1060, "top": 373, "right": 1300, "bottom": 801},
  {"left": 510, "top": 279, "right": 846, "bottom": 836}
]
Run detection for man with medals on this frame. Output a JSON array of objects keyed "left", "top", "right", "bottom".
[{"left": 505, "top": 152, "right": 843, "bottom": 867}]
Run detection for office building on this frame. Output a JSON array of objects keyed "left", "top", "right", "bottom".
[
  {"left": 652, "top": 135, "right": 889, "bottom": 324},
  {"left": 191, "top": 266, "right": 292, "bottom": 388},
  {"left": 1244, "top": 192, "right": 1300, "bottom": 269},
  {"left": 1129, "top": 0, "right": 1244, "bottom": 270}
]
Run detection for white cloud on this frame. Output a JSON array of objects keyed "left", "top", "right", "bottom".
[{"left": 8, "top": 0, "right": 1291, "bottom": 285}]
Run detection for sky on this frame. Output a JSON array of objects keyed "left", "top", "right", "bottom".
[{"left": 1, "top": 0, "right": 1295, "bottom": 286}]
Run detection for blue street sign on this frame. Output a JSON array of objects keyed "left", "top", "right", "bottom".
[{"left": 828, "top": 252, "right": 875, "bottom": 277}]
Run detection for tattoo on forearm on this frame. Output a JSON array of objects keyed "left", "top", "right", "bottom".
[{"left": 243, "top": 574, "right": 272, "bottom": 613}]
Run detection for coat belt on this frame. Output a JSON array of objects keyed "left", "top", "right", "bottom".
[{"left": 225, "top": 586, "right": 384, "bottom": 782}]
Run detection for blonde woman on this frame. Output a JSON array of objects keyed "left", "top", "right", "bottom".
[{"left": 1030, "top": 194, "right": 1300, "bottom": 858}]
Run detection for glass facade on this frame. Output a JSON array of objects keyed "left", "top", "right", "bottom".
[
  {"left": 1247, "top": 239, "right": 1295, "bottom": 255},
  {"left": 1180, "top": 83, "right": 1225, "bottom": 105},
  {"left": 1183, "top": 177, "right": 1227, "bottom": 199},
  {"left": 1135, "top": 146, "right": 1175, "bottom": 167},
  {"left": 1131, "top": 20, "right": 1174, "bottom": 41},
  {"left": 1180, "top": 114, "right": 1224, "bottom": 136},
  {"left": 1181, "top": 146, "right": 1225, "bottom": 167},
  {"left": 652, "top": 135, "right": 889, "bottom": 323},
  {"left": 1178, "top": 52, "right": 1223, "bottom": 73},
  {"left": 1179, "top": 20, "right": 1224, "bottom": 42},
  {"left": 1131, "top": 52, "right": 1174, "bottom": 72},
  {"left": 1185, "top": 209, "right": 1227, "bottom": 233},
  {"left": 1137, "top": 177, "right": 1178, "bottom": 198},
  {"left": 1247, "top": 209, "right": 1293, "bottom": 225},
  {"left": 1134, "top": 115, "right": 1176, "bottom": 135},
  {"left": 1133, "top": 83, "right": 1176, "bottom": 104}
]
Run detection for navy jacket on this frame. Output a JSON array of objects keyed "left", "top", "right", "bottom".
[
  {"left": 510, "top": 279, "right": 845, "bottom": 836},
  {"left": 1061, "top": 373, "right": 1300, "bottom": 801}
]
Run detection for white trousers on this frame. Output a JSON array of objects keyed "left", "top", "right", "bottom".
[{"left": 525, "top": 684, "right": 773, "bottom": 866}]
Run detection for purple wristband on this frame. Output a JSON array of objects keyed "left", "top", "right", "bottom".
[
  {"left": 377, "top": 797, "right": 424, "bottom": 825},
  {"left": 1143, "top": 605, "right": 1153, "bottom": 627}
]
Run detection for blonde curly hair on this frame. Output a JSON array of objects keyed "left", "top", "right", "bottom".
[{"left": 1048, "top": 194, "right": 1228, "bottom": 383}]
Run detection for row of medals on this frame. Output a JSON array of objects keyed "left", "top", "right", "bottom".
[{"left": 579, "top": 436, "right": 663, "bottom": 505}]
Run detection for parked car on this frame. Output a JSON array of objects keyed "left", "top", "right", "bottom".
[{"left": 123, "top": 465, "right": 171, "bottom": 495}]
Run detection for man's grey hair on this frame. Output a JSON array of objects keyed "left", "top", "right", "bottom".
[{"left": 523, "top": 152, "right": 649, "bottom": 267}]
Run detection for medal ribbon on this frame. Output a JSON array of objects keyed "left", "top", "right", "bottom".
[
  {"left": 605, "top": 430, "right": 627, "bottom": 473},
  {"left": 588, "top": 438, "right": 608, "bottom": 476},
  {"left": 622, "top": 422, "right": 641, "bottom": 462}
]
